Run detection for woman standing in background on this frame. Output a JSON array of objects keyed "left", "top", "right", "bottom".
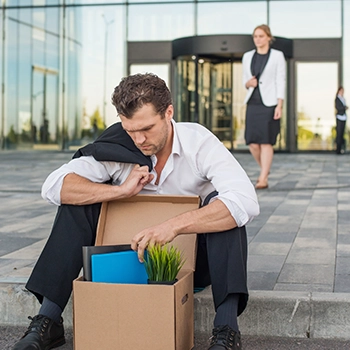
[
  {"left": 242, "top": 24, "right": 286, "bottom": 189},
  {"left": 335, "top": 86, "right": 348, "bottom": 154}
]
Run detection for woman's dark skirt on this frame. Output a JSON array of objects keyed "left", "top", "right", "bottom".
[{"left": 245, "top": 103, "right": 280, "bottom": 145}]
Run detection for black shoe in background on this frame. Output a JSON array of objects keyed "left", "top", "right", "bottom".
[
  {"left": 208, "top": 325, "right": 242, "bottom": 349},
  {"left": 12, "top": 314, "right": 65, "bottom": 350}
]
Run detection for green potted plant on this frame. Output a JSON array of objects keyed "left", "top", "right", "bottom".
[{"left": 143, "top": 243, "right": 186, "bottom": 285}]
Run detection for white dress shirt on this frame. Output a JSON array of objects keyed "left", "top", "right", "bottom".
[{"left": 42, "top": 120, "right": 259, "bottom": 227}]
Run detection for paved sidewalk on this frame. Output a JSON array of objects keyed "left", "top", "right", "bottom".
[{"left": 1, "top": 150, "right": 350, "bottom": 341}]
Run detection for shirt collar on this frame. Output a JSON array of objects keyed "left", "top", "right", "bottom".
[{"left": 171, "top": 119, "right": 181, "bottom": 156}]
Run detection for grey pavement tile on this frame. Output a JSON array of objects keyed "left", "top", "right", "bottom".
[
  {"left": 271, "top": 207, "right": 307, "bottom": 218},
  {"left": 251, "top": 231, "right": 296, "bottom": 244},
  {"left": 247, "top": 254, "right": 285, "bottom": 273},
  {"left": 287, "top": 192, "right": 313, "bottom": 199},
  {"left": 338, "top": 203, "right": 350, "bottom": 210},
  {"left": 281, "top": 199, "right": 310, "bottom": 206},
  {"left": 297, "top": 227, "right": 337, "bottom": 239},
  {"left": 274, "top": 283, "right": 333, "bottom": 292},
  {"left": 248, "top": 242, "right": 292, "bottom": 256},
  {"left": 335, "top": 257, "right": 350, "bottom": 275},
  {"left": 337, "top": 233, "right": 350, "bottom": 244},
  {"left": 293, "top": 237, "right": 336, "bottom": 249},
  {"left": 0, "top": 258, "right": 35, "bottom": 276},
  {"left": 308, "top": 199, "right": 338, "bottom": 207},
  {"left": 246, "top": 226, "right": 261, "bottom": 236},
  {"left": 272, "top": 182, "right": 298, "bottom": 190},
  {"left": 0, "top": 237, "right": 40, "bottom": 257},
  {"left": 266, "top": 215, "right": 304, "bottom": 225},
  {"left": 247, "top": 271, "right": 278, "bottom": 290},
  {"left": 303, "top": 207, "right": 337, "bottom": 215},
  {"left": 337, "top": 211, "right": 350, "bottom": 225},
  {"left": 299, "top": 219, "right": 337, "bottom": 230},
  {"left": 338, "top": 191, "right": 350, "bottom": 200},
  {"left": 258, "top": 222, "right": 302, "bottom": 233},
  {"left": 337, "top": 244, "right": 350, "bottom": 257},
  {"left": 278, "top": 264, "right": 334, "bottom": 285},
  {"left": 334, "top": 274, "right": 350, "bottom": 293},
  {"left": 285, "top": 248, "right": 335, "bottom": 265}
]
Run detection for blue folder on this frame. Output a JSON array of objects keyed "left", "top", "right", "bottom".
[{"left": 91, "top": 250, "right": 148, "bottom": 284}]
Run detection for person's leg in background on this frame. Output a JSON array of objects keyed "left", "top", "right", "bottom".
[
  {"left": 336, "top": 119, "right": 346, "bottom": 154},
  {"left": 256, "top": 143, "right": 273, "bottom": 188},
  {"left": 248, "top": 143, "right": 261, "bottom": 169}
]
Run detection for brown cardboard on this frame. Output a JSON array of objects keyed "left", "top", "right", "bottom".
[{"left": 73, "top": 194, "right": 200, "bottom": 350}]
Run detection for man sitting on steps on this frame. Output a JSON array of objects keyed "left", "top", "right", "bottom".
[{"left": 13, "top": 73, "right": 259, "bottom": 350}]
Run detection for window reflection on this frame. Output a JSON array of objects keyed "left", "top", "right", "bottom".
[
  {"left": 270, "top": 1, "right": 341, "bottom": 38},
  {"left": 297, "top": 62, "right": 338, "bottom": 150},
  {"left": 197, "top": 1, "right": 266, "bottom": 35},
  {"left": 130, "top": 64, "right": 170, "bottom": 87},
  {"left": 77, "top": 6, "right": 125, "bottom": 146},
  {"left": 128, "top": 3, "right": 194, "bottom": 41},
  {"left": 0, "top": 0, "right": 348, "bottom": 152}
]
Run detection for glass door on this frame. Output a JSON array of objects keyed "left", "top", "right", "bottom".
[
  {"left": 296, "top": 62, "right": 339, "bottom": 150},
  {"left": 198, "top": 59, "right": 233, "bottom": 149},
  {"left": 175, "top": 56, "right": 233, "bottom": 149}
]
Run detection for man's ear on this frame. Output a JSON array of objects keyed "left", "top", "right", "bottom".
[{"left": 165, "top": 105, "right": 174, "bottom": 121}]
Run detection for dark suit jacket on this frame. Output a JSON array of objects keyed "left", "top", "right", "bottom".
[
  {"left": 335, "top": 97, "right": 346, "bottom": 116},
  {"left": 73, "top": 122, "right": 153, "bottom": 171}
]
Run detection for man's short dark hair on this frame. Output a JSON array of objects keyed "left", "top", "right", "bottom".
[{"left": 111, "top": 73, "right": 173, "bottom": 119}]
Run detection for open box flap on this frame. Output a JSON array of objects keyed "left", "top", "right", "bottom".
[{"left": 95, "top": 194, "right": 200, "bottom": 271}]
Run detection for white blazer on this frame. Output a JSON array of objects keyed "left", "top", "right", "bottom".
[{"left": 242, "top": 48, "right": 286, "bottom": 107}]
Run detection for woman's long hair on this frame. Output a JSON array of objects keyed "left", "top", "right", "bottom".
[{"left": 336, "top": 86, "right": 344, "bottom": 97}]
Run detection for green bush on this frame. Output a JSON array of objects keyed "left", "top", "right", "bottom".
[{"left": 143, "top": 243, "right": 185, "bottom": 282}]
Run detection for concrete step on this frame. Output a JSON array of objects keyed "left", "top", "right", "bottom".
[{"left": 2, "top": 283, "right": 350, "bottom": 340}]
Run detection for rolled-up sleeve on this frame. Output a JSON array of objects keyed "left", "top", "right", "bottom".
[
  {"left": 197, "top": 135, "right": 259, "bottom": 226},
  {"left": 41, "top": 156, "right": 113, "bottom": 205}
]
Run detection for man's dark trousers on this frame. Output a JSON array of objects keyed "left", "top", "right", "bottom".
[{"left": 26, "top": 199, "right": 248, "bottom": 315}]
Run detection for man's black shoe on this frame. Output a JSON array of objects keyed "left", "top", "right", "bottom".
[
  {"left": 12, "top": 314, "right": 65, "bottom": 350},
  {"left": 208, "top": 325, "right": 242, "bottom": 349}
]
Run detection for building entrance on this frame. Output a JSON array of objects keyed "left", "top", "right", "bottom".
[
  {"left": 172, "top": 34, "right": 292, "bottom": 151},
  {"left": 175, "top": 57, "right": 234, "bottom": 149},
  {"left": 128, "top": 35, "right": 341, "bottom": 152}
]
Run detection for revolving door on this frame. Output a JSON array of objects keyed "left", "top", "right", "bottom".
[{"left": 175, "top": 57, "right": 234, "bottom": 149}]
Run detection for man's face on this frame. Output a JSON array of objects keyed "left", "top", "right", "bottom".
[{"left": 120, "top": 103, "right": 173, "bottom": 156}]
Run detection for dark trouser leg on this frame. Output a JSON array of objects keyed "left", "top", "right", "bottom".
[
  {"left": 194, "top": 227, "right": 248, "bottom": 316},
  {"left": 194, "top": 191, "right": 249, "bottom": 317},
  {"left": 26, "top": 203, "right": 101, "bottom": 311},
  {"left": 336, "top": 119, "right": 346, "bottom": 153}
]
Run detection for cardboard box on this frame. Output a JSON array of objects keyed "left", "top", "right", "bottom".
[{"left": 73, "top": 194, "right": 200, "bottom": 350}]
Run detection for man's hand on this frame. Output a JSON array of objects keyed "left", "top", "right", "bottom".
[
  {"left": 131, "top": 221, "right": 177, "bottom": 262},
  {"left": 60, "top": 164, "right": 154, "bottom": 205},
  {"left": 120, "top": 164, "right": 154, "bottom": 198}
]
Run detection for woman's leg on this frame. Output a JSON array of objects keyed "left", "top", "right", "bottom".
[
  {"left": 258, "top": 144, "right": 274, "bottom": 185},
  {"left": 249, "top": 143, "right": 261, "bottom": 167}
]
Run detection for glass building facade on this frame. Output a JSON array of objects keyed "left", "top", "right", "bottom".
[{"left": 0, "top": 0, "right": 349, "bottom": 151}]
